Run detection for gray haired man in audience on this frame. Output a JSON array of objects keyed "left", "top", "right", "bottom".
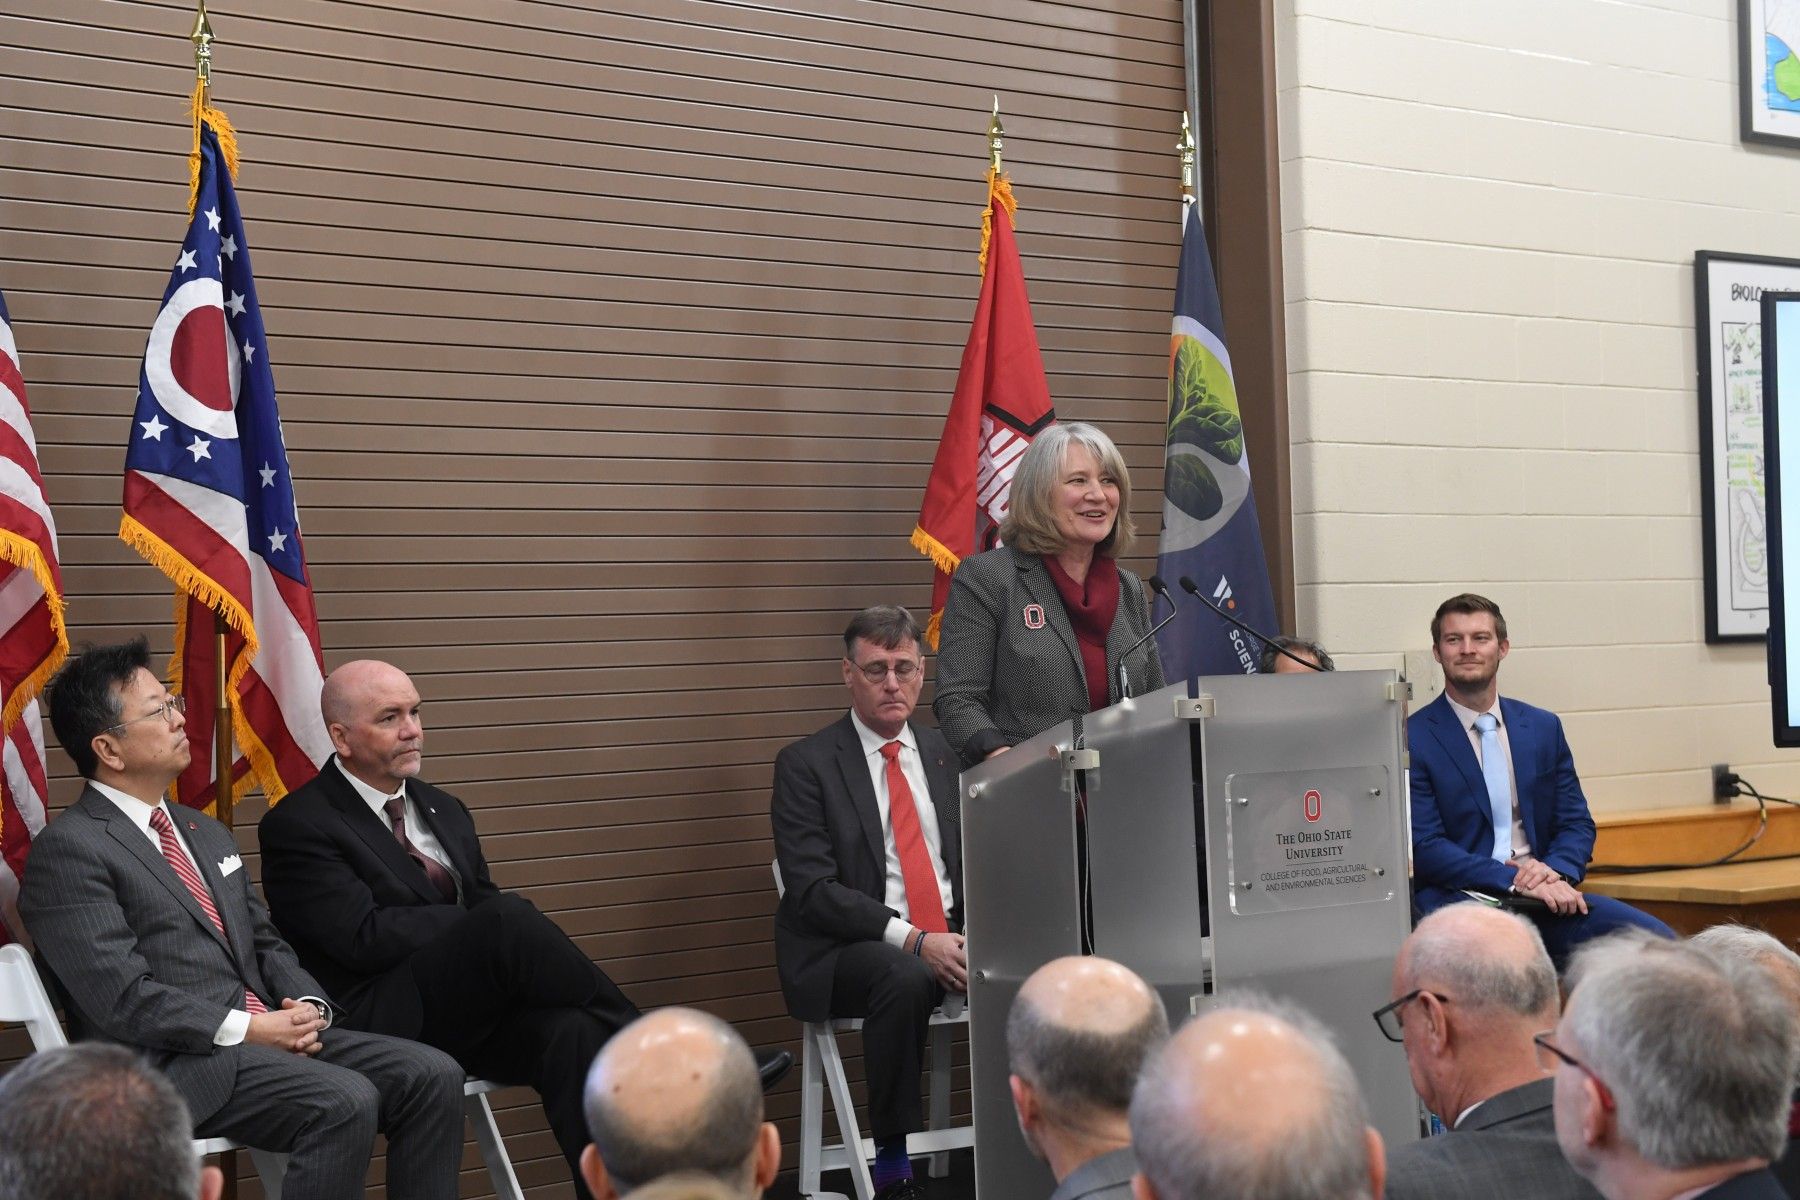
[
  {"left": 581, "top": 1007, "right": 781, "bottom": 1200},
  {"left": 0, "top": 1042, "right": 222, "bottom": 1200},
  {"left": 1378, "top": 904, "right": 1599, "bottom": 1200},
  {"left": 1007, "top": 955, "right": 1170, "bottom": 1200},
  {"left": 1128, "top": 992, "right": 1385, "bottom": 1200},
  {"left": 1690, "top": 924, "right": 1800, "bottom": 1196},
  {"left": 1552, "top": 935, "right": 1799, "bottom": 1200}
]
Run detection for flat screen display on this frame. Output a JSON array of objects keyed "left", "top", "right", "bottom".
[{"left": 1761, "top": 292, "right": 1800, "bottom": 744}]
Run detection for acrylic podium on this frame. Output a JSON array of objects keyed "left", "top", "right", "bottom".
[{"left": 959, "top": 669, "right": 1418, "bottom": 1200}]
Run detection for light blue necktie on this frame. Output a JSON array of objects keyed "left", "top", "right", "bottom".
[{"left": 1473, "top": 712, "right": 1512, "bottom": 861}]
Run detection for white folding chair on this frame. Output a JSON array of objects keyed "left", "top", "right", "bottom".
[
  {"left": 772, "top": 863, "right": 975, "bottom": 1200},
  {"left": 0, "top": 945, "right": 522, "bottom": 1200},
  {"left": 463, "top": 1076, "right": 526, "bottom": 1200}
]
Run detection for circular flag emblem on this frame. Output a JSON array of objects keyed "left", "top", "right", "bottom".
[{"left": 143, "top": 278, "right": 241, "bottom": 439}]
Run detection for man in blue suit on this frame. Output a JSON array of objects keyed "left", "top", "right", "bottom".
[{"left": 1408, "top": 593, "right": 1671, "bottom": 966}]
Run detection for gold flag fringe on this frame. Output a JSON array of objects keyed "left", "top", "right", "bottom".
[
  {"left": 188, "top": 80, "right": 241, "bottom": 215},
  {"left": 0, "top": 531, "right": 68, "bottom": 732},
  {"left": 976, "top": 168, "right": 1017, "bottom": 274}
]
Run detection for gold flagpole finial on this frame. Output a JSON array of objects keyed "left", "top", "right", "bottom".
[
  {"left": 191, "top": 1, "right": 215, "bottom": 97},
  {"left": 1178, "top": 110, "right": 1197, "bottom": 202},
  {"left": 988, "top": 96, "right": 1004, "bottom": 174}
]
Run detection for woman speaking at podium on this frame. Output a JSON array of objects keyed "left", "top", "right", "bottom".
[{"left": 933, "top": 421, "right": 1165, "bottom": 767}]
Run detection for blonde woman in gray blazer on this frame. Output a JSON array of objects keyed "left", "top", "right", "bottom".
[{"left": 933, "top": 422, "right": 1164, "bottom": 767}]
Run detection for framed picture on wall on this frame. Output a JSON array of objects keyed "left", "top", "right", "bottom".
[
  {"left": 1697, "top": 251, "right": 1800, "bottom": 641},
  {"left": 1740, "top": 0, "right": 1800, "bottom": 146}
]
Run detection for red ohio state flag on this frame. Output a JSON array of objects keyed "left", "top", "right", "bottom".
[{"left": 910, "top": 170, "right": 1056, "bottom": 648}]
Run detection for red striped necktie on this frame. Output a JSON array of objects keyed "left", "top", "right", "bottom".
[
  {"left": 148, "top": 807, "right": 266, "bottom": 1015},
  {"left": 881, "top": 740, "right": 947, "bottom": 933}
]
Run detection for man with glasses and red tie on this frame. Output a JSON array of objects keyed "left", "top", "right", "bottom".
[
  {"left": 20, "top": 639, "right": 466, "bottom": 1200},
  {"left": 772, "top": 606, "right": 965, "bottom": 1200}
]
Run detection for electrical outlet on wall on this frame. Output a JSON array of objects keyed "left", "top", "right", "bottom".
[{"left": 1403, "top": 649, "right": 1441, "bottom": 702}]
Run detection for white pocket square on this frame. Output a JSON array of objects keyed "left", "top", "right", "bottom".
[{"left": 217, "top": 854, "right": 243, "bottom": 877}]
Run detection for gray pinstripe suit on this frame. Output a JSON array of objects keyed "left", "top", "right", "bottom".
[
  {"left": 19, "top": 786, "right": 465, "bottom": 1200},
  {"left": 933, "top": 545, "right": 1164, "bottom": 765}
]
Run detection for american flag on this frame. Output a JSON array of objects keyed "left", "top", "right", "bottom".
[
  {"left": 0, "top": 289, "right": 67, "bottom": 943},
  {"left": 119, "top": 123, "right": 329, "bottom": 811}
]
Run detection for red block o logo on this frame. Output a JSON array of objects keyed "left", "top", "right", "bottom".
[{"left": 1304, "top": 789, "right": 1322, "bottom": 823}]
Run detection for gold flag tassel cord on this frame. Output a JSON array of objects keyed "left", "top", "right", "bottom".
[
  {"left": 976, "top": 96, "right": 1017, "bottom": 274},
  {"left": 186, "top": 1, "right": 239, "bottom": 214}
]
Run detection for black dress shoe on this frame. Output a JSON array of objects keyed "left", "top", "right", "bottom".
[
  {"left": 755, "top": 1047, "right": 794, "bottom": 1091},
  {"left": 872, "top": 1179, "right": 927, "bottom": 1200}
]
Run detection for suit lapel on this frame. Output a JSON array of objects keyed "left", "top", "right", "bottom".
[
  {"left": 318, "top": 758, "right": 444, "bottom": 904},
  {"left": 1423, "top": 695, "right": 1495, "bottom": 835},
  {"left": 409, "top": 785, "right": 477, "bottom": 890},
  {"left": 185, "top": 821, "right": 254, "bottom": 968},
  {"left": 1102, "top": 571, "right": 1140, "bottom": 705},
  {"left": 1017, "top": 553, "right": 1087, "bottom": 697},
  {"left": 1500, "top": 697, "right": 1537, "bottom": 840},
  {"left": 831, "top": 718, "right": 887, "bottom": 876},
  {"left": 85, "top": 789, "right": 231, "bottom": 954}
]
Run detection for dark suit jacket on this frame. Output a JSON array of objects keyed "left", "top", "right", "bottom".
[
  {"left": 18, "top": 785, "right": 328, "bottom": 1123},
  {"left": 1383, "top": 1078, "right": 1600, "bottom": 1200},
  {"left": 257, "top": 757, "right": 502, "bottom": 1035},
  {"left": 1408, "top": 692, "right": 1596, "bottom": 908},
  {"left": 933, "top": 545, "right": 1165, "bottom": 766},
  {"left": 770, "top": 715, "right": 962, "bottom": 1022},
  {"left": 1698, "top": 1168, "right": 1790, "bottom": 1199}
]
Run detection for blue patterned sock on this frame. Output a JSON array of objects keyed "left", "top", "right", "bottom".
[{"left": 872, "top": 1137, "right": 912, "bottom": 1190}]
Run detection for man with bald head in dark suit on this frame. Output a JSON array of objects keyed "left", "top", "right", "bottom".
[{"left": 261, "top": 658, "right": 789, "bottom": 1200}]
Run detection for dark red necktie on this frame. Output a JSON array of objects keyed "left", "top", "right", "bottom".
[
  {"left": 148, "top": 807, "right": 266, "bottom": 1015},
  {"left": 881, "top": 741, "right": 947, "bottom": 933},
  {"left": 383, "top": 796, "right": 457, "bottom": 903}
]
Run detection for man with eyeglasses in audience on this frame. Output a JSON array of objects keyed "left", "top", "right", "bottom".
[
  {"left": 1375, "top": 905, "right": 1599, "bottom": 1200},
  {"left": 1548, "top": 935, "right": 1797, "bottom": 1200},
  {"left": 771, "top": 606, "right": 964, "bottom": 1200}
]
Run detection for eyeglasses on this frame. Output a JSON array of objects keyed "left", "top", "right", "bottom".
[
  {"left": 1371, "top": 989, "right": 1451, "bottom": 1042},
  {"left": 1533, "top": 1031, "right": 1615, "bottom": 1112},
  {"left": 104, "top": 695, "right": 187, "bottom": 735},
  {"left": 851, "top": 659, "right": 921, "bottom": 684}
]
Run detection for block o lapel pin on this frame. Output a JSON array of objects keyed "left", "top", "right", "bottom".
[{"left": 1023, "top": 604, "right": 1046, "bottom": 630}]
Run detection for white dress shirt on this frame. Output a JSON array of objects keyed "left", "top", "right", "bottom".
[
  {"left": 1444, "top": 694, "right": 1532, "bottom": 860},
  {"left": 90, "top": 781, "right": 328, "bottom": 1045},
  {"left": 335, "top": 759, "right": 461, "bottom": 899},
  {"left": 847, "top": 710, "right": 955, "bottom": 949}
]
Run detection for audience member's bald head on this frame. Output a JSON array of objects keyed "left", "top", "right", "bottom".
[
  {"left": 1129, "top": 993, "right": 1383, "bottom": 1200},
  {"left": 1399, "top": 904, "right": 1558, "bottom": 1021},
  {"left": 1009, "top": 955, "right": 1168, "bottom": 1120},
  {"left": 319, "top": 659, "right": 425, "bottom": 792},
  {"left": 581, "top": 1008, "right": 779, "bottom": 1200}
]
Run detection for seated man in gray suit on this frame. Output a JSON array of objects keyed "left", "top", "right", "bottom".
[
  {"left": 19, "top": 639, "right": 465, "bottom": 1200},
  {"left": 1377, "top": 905, "right": 1599, "bottom": 1200},
  {"left": 771, "top": 605, "right": 965, "bottom": 1200}
]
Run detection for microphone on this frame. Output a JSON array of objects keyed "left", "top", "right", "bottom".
[
  {"left": 1118, "top": 575, "right": 1180, "bottom": 699},
  {"left": 1177, "top": 575, "right": 1322, "bottom": 672}
]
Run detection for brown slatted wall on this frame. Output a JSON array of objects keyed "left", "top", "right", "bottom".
[{"left": 1, "top": 1, "right": 1185, "bottom": 1195}]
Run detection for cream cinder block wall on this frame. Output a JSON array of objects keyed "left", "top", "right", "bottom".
[{"left": 1274, "top": 0, "right": 1800, "bottom": 812}]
